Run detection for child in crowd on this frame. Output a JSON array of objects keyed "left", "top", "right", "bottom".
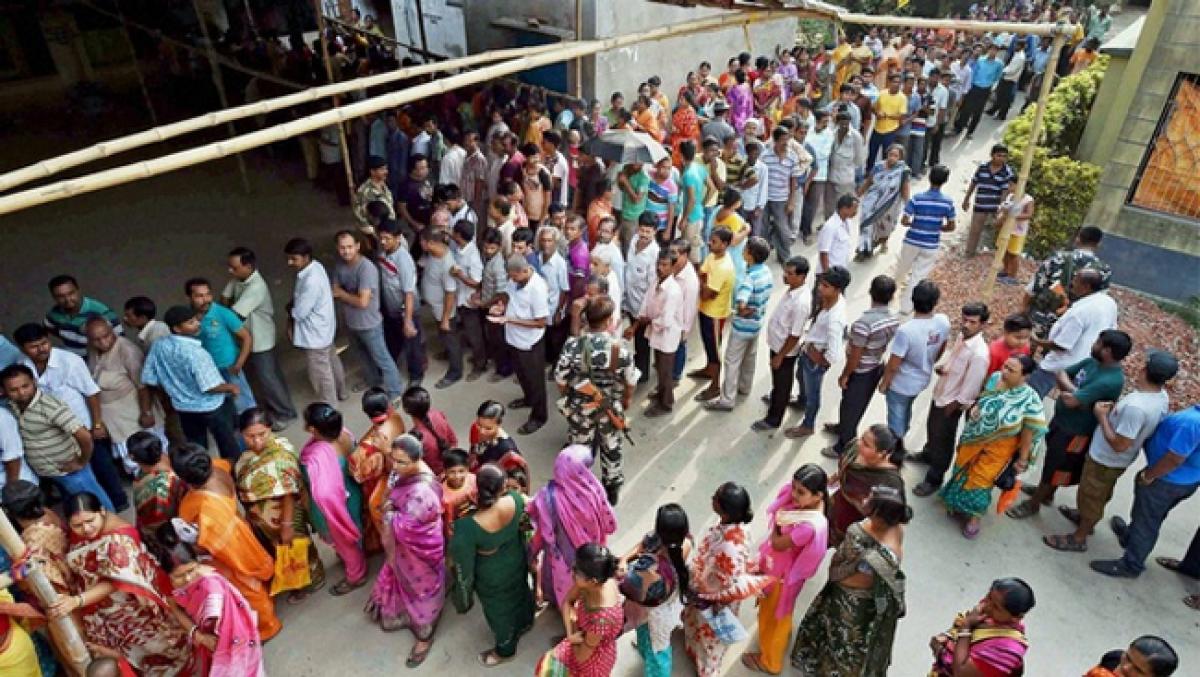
[
  {"left": 468, "top": 400, "right": 520, "bottom": 470},
  {"left": 987, "top": 313, "right": 1033, "bottom": 376},
  {"left": 402, "top": 385, "right": 458, "bottom": 475},
  {"left": 440, "top": 448, "right": 477, "bottom": 536}
]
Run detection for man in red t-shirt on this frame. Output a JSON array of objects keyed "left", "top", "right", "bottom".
[{"left": 987, "top": 313, "right": 1033, "bottom": 377}]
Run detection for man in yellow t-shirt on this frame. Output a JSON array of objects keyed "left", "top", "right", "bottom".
[
  {"left": 690, "top": 226, "right": 736, "bottom": 401},
  {"left": 868, "top": 73, "right": 907, "bottom": 170}
]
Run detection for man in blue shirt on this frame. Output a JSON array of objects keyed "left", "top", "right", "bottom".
[
  {"left": 186, "top": 277, "right": 257, "bottom": 414},
  {"left": 142, "top": 305, "right": 243, "bottom": 460},
  {"left": 954, "top": 44, "right": 1004, "bottom": 138},
  {"left": 895, "top": 164, "right": 956, "bottom": 315},
  {"left": 1091, "top": 403, "right": 1200, "bottom": 579}
]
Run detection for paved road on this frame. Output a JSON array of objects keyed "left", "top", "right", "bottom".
[{"left": 4, "top": 9, "right": 1193, "bottom": 675}]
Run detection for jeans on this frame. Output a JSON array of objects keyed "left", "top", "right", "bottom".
[
  {"left": 922, "top": 403, "right": 964, "bottom": 487},
  {"left": 955, "top": 85, "right": 992, "bottom": 135},
  {"left": 179, "top": 399, "right": 242, "bottom": 461},
  {"left": 885, "top": 389, "right": 918, "bottom": 439},
  {"left": 54, "top": 466, "right": 114, "bottom": 511},
  {"left": 800, "top": 181, "right": 826, "bottom": 240},
  {"left": 88, "top": 437, "right": 129, "bottom": 511},
  {"left": 834, "top": 367, "right": 883, "bottom": 454},
  {"left": 383, "top": 312, "right": 427, "bottom": 381},
  {"left": 700, "top": 205, "right": 718, "bottom": 259},
  {"left": 764, "top": 351, "right": 798, "bottom": 427},
  {"left": 866, "top": 130, "right": 896, "bottom": 170},
  {"left": 219, "top": 367, "right": 257, "bottom": 414},
  {"left": 740, "top": 206, "right": 763, "bottom": 238},
  {"left": 673, "top": 341, "right": 688, "bottom": 381},
  {"left": 798, "top": 352, "right": 828, "bottom": 429},
  {"left": 1179, "top": 526, "right": 1200, "bottom": 578},
  {"left": 763, "top": 200, "right": 793, "bottom": 263},
  {"left": 245, "top": 349, "right": 297, "bottom": 423},
  {"left": 906, "top": 134, "right": 926, "bottom": 176},
  {"left": 1119, "top": 479, "right": 1200, "bottom": 574},
  {"left": 350, "top": 324, "right": 405, "bottom": 398}
]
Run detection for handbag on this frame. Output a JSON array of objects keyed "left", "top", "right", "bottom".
[
  {"left": 269, "top": 537, "right": 313, "bottom": 596},
  {"left": 993, "top": 453, "right": 1019, "bottom": 491},
  {"left": 700, "top": 606, "right": 747, "bottom": 644}
]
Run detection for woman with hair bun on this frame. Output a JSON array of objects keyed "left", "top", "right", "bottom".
[
  {"left": 682, "top": 482, "right": 773, "bottom": 677},
  {"left": 536, "top": 543, "right": 625, "bottom": 676},
  {"left": 828, "top": 423, "right": 907, "bottom": 547},
  {"left": 300, "top": 403, "right": 367, "bottom": 596},
  {"left": 791, "top": 485, "right": 909, "bottom": 676},
  {"left": 351, "top": 387, "right": 406, "bottom": 553},
  {"left": 448, "top": 464, "right": 535, "bottom": 667},
  {"left": 621, "top": 503, "right": 693, "bottom": 676}
]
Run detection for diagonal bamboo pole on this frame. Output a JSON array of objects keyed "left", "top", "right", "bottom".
[
  {"left": 314, "top": 0, "right": 356, "bottom": 204},
  {"left": 982, "top": 30, "right": 1068, "bottom": 302},
  {"left": 0, "top": 42, "right": 570, "bottom": 193},
  {"left": 0, "top": 10, "right": 797, "bottom": 217},
  {"left": 192, "top": 0, "right": 251, "bottom": 193}
]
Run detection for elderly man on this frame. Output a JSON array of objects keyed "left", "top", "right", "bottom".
[
  {"left": 490, "top": 255, "right": 550, "bottom": 435},
  {"left": 85, "top": 316, "right": 165, "bottom": 475}
]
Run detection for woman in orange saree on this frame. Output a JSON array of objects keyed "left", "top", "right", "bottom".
[
  {"left": 670, "top": 94, "right": 702, "bottom": 170},
  {"left": 351, "top": 388, "right": 407, "bottom": 554}
]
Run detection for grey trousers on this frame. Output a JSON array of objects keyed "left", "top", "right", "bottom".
[
  {"left": 763, "top": 199, "right": 793, "bottom": 263},
  {"left": 303, "top": 344, "right": 346, "bottom": 404},
  {"left": 719, "top": 333, "right": 758, "bottom": 403},
  {"left": 245, "top": 349, "right": 298, "bottom": 423}
]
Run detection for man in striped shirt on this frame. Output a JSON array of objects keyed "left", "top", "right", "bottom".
[
  {"left": 895, "top": 164, "right": 957, "bottom": 315},
  {"left": 961, "top": 144, "right": 1015, "bottom": 257},
  {"left": 761, "top": 127, "right": 803, "bottom": 264},
  {"left": 704, "top": 237, "right": 774, "bottom": 412},
  {"left": 44, "top": 274, "right": 123, "bottom": 356}
]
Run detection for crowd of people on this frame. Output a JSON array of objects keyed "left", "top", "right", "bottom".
[{"left": 0, "top": 2, "right": 1194, "bottom": 676}]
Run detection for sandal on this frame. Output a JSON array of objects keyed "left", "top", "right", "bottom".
[
  {"left": 962, "top": 521, "right": 981, "bottom": 540},
  {"left": 286, "top": 588, "right": 313, "bottom": 605},
  {"left": 1155, "top": 557, "right": 1199, "bottom": 579},
  {"left": 1043, "top": 534, "right": 1088, "bottom": 552},
  {"left": 1004, "top": 500, "right": 1041, "bottom": 520},
  {"left": 741, "top": 653, "right": 773, "bottom": 673},
  {"left": 478, "top": 650, "right": 510, "bottom": 667},
  {"left": 329, "top": 578, "right": 366, "bottom": 596},
  {"left": 1058, "top": 506, "right": 1082, "bottom": 525},
  {"left": 1184, "top": 595, "right": 1200, "bottom": 611},
  {"left": 406, "top": 640, "right": 433, "bottom": 668}
]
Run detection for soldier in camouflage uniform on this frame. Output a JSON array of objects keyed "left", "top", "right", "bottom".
[
  {"left": 1021, "top": 225, "right": 1111, "bottom": 338},
  {"left": 354, "top": 155, "right": 395, "bottom": 226},
  {"left": 554, "top": 296, "right": 639, "bottom": 505}
]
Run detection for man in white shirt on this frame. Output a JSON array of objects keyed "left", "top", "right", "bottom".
[
  {"left": 802, "top": 111, "right": 836, "bottom": 229},
  {"left": 878, "top": 280, "right": 952, "bottom": 440},
  {"left": 438, "top": 131, "right": 467, "bottom": 187},
  {"left": 419, "top": 229, "right": 463, "bottom": 389},
  {"left": 928, "top": 70, "right": 952, "bottom": 167},
  {"left": 122, "top": 296, "right": 171, "bottom": 352},
  {"left": 669, "top": 239, "right": 700, "bottom": 381},
  {"left": 592, "top": 217, "right": 626, "bottom": 284},
  {"left": 492, "top": 256, "right": 550, "bottom": 434},
  {"left": 223, "top": 247, "right": 297, "bottom": 430},
  {"left": 989, "top": 41, "right": 1027, "bottom": 120},
  {"left": 739, "top": 141, "right": 769, "bottom": 235},
  {"left": 450, "top": 220, "right": 487, "bottom": 381},
  {"left": 284, "top": 237, "right": 345, "bottom": 405},
  {"left": 817, "top": 194, "right": 860, "bottom": 273},
  {"left": 537, "top": 225, "right": 572, "bottom": 367},
  {"left": 753, "top": 256, "right": 811, "bottom": 432},
  {"left": 1028, "top": 268, "right": 1118, "bottom": 397},
  {"left": 0, "top": 407, "right": 39, "bottom": 491},
  {"left": 624, "top": 217, "right": 660, "bottom": 378},
  {"left": 542, "top": 131, "right": 571, "bottom": 208},
  {"left": 786, "top": 266, "right": 850, "bottom": 438},
  {"left": 590, "top": 249, "right": 623, "bottom": 321},
  {"left": 626, "top": 250, "right": 684, "bottom": 417}
]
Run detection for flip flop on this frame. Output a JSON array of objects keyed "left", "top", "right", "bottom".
[
  {"left": 329, "top": 578, "right": 366, "bottom": 596},
  {"left": 406, "top": 640, "right": 433, "bottom": 668},
  {"left": 478, "top": 650, "right": 510, "bottom": 667},
  {"left": 1004, "top": 501, "right": 1040, "bottom": 519},
  {"left": 740, "top": 653, "right": 773, "bottom": 673},
  {"left": 1058, "top": 506, "right": 1082, "bottom": 524},
  {"left": 1184, "top": 595, "right": 1200, "bottom": 610},
  {"left": 962, "top": 521, "right": 981, "bottom": 540},
  {"left": 1043, "top": 534, "right": 1088, "bottom": 552}
]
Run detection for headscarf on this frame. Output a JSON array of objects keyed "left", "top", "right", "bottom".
[{"left": 531, "top": 445, "right": 617, "bottom": 555}]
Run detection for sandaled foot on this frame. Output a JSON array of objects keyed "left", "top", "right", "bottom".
[
  {"left": 741, "top": 652, "right": 775, "bottom": 673},
  {"left": 962, "top": 520, "right": 981, "bottom": 540},
  {"left": 1043, "top": 533, "right": 1088, "bottom": 552},
  {"left": 1058, "top": 506, "right": 1082, "bottom": 525},
  {"left": 1184, "top": 595, "right": 1200, "bottom": 610},
  {"left": 783, "top": 425, "right": 814, "bottom": 439},
  {"left": 286, "top": 588, "right": 313, "bottom": 605},
  {"left": 478, "top": 650, "right": 510, "bottom": 667},
  {"left": 380, "top": 616, "right": 411, "bottom": 632},
  {"left": 1004, "top": 500, "right": 1041, "bottom": 519},
  {"left": 330, "top": 578, "right": 366, "bottom": 596},
  {"left": 406, "top": 640, "right": 433, "bottom": 668}
]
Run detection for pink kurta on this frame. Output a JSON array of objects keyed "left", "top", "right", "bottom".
[
  {"left": 300, "top": 437, "right": 367, "bottom": 584},
  {"left": 173, "top": 569, "right": 265, "bottom": 677},
  {"left": 370, "top": 469, "right": 446, "bottom": 629},
  {"left": 758, "top": 484, "right": 829, "bottom": 619}
]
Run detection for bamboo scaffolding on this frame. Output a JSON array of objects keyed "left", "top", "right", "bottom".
[
  {"left": 0, "top": 10, "right": 795, "bottom": 216},
  {"left": 0, "top": 42, "right": 569, "bottom": 193},
  {"left": 314, "top": 0, "right": 356, "bottom": 205},
  {"left": 193, "top": 0, "right": 251, "bottom": 193}
]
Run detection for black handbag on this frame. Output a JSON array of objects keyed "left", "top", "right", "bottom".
[{"left": 994, "top": 453, "right": 1020, "bottom": 491}]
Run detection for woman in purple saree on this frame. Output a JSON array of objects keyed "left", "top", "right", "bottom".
[{"left": 365, "top": 434, "right": 445, "bottom": 668}]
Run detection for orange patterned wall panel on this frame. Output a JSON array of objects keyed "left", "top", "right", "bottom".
[{"left": 1130, "top": 76, "right": 1200, "bottom": 220}]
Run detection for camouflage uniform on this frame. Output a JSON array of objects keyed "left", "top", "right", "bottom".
[
  {"left": 353, "top": 178, "right": 395, "bottom": 225},
  {"left": 1027, "top": 249, "right": 1112, "bottom": 338},
  {"left": 554, "top": 331, "right": 640, "bottom": 489}
]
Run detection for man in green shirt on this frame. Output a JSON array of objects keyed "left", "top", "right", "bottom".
[
  {"left": 1008, "top": 329, "right": 1130, "bottom": 520},
  {"left": 617, "top": 161, "right": 649, "bottom": 251}
]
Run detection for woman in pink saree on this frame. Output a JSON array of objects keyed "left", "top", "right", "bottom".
[
  {"left": 365, "top": 434, "right": 445, "bottom": 668},
  {"left": 929, "top": 578, "right": 1035, "bottom": 677},
  {"left": 528, "top": 445, "right": 617, "bottom": 612},
  {"left": 726, "top": 69, "right": 754, "bottom": 133},
  {"left": 301, "top": 403, "right": 368, "bottom": 595},
  {"left": 153, "top": 522, "right": 265, "bottom": 677}
]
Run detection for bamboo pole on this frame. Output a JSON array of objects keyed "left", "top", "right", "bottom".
[
  {"left": 314, "top": 0, "right": 356, "bottom": 205},
  {"left": 835, "top": 13, "right": 1060, "bottom": 37},
  {"left": 0, "top": 9, "right": 795, "bottom": 217},
  {"left": 0, "top": 42, "right": 568, "bottom": 193},
  {"left": 982, "top": 30, "right": 1068, "bottom": 302},
  {"left": 0, "top": 511, "right": 90, "bottom": 675},
  {"left": 575, "top": 0, "right": 584, "bottom": 98},
  {"left": 192, "top": 0, "right": 251, "bottom": 193}
]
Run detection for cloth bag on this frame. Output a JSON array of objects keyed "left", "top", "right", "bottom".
[{"left": 269, "top": 537, "right": 313, "bottom": 596}]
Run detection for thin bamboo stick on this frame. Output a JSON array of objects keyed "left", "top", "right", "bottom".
[
  {"left": 0, "top": 511, "right": 90, "bottom": 675},
  {"left": 0, "top": 10, "right": 791, "bottom": 216},
  {"left": 314, "top": 0, "right": 355, "bottom": 204},
  {"left": 836, "top": 13, "right": 1063, "bottom": 37},
  {"left": 193, "top": 0, "right": 251, "bottom": 193},
  {"left": 982, "top": 31, "right": 1068, "bottom": 302},
  {"left": 0, "top": 42, "right": 568, "bottom": 192}
]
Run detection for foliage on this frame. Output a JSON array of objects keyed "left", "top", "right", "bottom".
[
  {"left": 796, "top": 19, "right": 836, "bottom": 49},
  {"left": 1001, "top": 56, "right": 1110, "bottom": 259},
  {"left": 1157, "top": 296, "right": 1200, "bottom": 331}
]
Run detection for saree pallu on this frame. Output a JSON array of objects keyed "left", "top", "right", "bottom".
[
  {"left": 939, "top": 435, "right": 1021, "bottom": 518},
  {"left": 369, "top": 471, "right": 445, "bottom": 635},
  {"left": 132, "top": 469, "right": 186, "bottom": 542},
  {"left": 349, "top": 441, "right": 388, "bottom": 555},
  {"left": 536, "top": 599, "right": 624, "bottom": 677},
  {"left": 65, "top": 527, "right": 192, "bottom": 676},
  {"left": 172, "top": 570, "right": 265, "bottom": 677},
  {"left": 178, "top": 489, "right": 281, "bottom": 641},
  {"left": 20, "top": 522, "right": 72, "bottom": 595},
  {"left": 859, "top": 161, "right": 910, "bottom": 242},
  {"left": 791, "top": 523, "right": 905, "bottom": 677},
  {"left": 301, "top": 437, "right": 367, "bottom": 586},
  {"left": 669, "top": 107, "right": 701, "bottom": 169},
  {"left": 930, "top": 624, "right": 1028, "bottom": 676}
]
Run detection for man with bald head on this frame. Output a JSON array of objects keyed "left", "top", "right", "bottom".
[
  {"left": 1026, "top": 266, "right": 1118, "bottom": 398},
  {"left": 490, "top": 256, "right": 550, "bottom": 434}
]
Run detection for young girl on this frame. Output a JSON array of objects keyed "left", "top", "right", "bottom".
[
  {"left": 154, "top": 523, "right": 265, "bottom": 677},
  {"left": 536, "top": 544, "right": 625, "bottom": 677},
  {"left": 468, "top": 400, "right": 519, "bottom": 471},
  {"left": 621, "top": 503, "right": 693, "bottom": 677},
  {"left": 402, "top": 385, "right": 458, "bottom": 475},
  {"left": 301, "top": 403, "right": 368, "bottom": 596},
  {"left": 714, "top": 187, "right": 751, "bottom": 285},
  {"left": 742, "top": 464, "right": 830, "bottom": 674},
  {"left": 440, "top": 448, "right": 477, "bottom": 536}
]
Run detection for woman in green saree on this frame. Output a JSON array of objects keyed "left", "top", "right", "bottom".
[
  {"left": 791, "top": 485, "right": 909, "bottom": 677},
  {"left": 449, "top": 464, "right": 536, "bottom": 667}
]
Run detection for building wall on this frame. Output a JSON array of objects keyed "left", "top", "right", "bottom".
[{"left": 1085, "top": 0, "right": 1200, "bottom": 301}]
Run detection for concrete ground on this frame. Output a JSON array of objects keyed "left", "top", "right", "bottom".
[{"left": 4, "top": 11, "right": 1195, "bottom": 675}]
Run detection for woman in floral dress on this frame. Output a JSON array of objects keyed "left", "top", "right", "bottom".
[{"left": 536, "top": 544, "right": 625, "bottom": 677}]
